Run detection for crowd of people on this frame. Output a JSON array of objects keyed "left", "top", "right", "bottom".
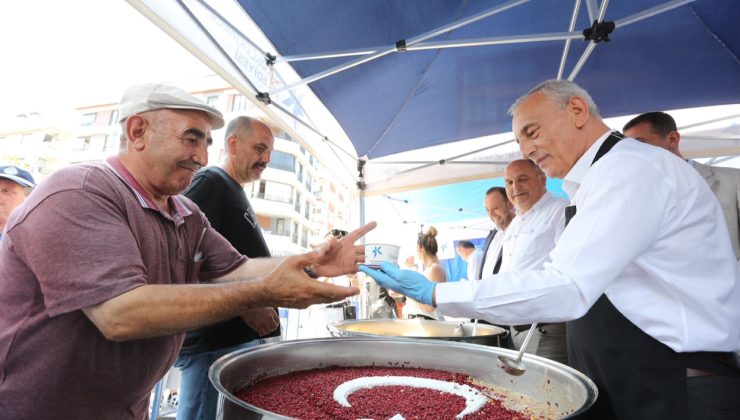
[{"left": 1, "top": 79, "right": 738, "bottom": 419}]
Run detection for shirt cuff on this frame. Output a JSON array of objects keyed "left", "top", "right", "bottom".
[{"left": 435, "top": 280, "right": 478, "bottom": 312}]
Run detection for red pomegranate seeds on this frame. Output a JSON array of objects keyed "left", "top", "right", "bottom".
[{"left": 236, "top": 366, "right": 528, "bottom": 419}]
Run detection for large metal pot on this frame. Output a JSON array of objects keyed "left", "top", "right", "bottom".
[
  {"left": 328, "top": 319, "right": 507, "bottom": 347},
  {"left": 209, "top": 337, "right": 597, "bottom": 419}
]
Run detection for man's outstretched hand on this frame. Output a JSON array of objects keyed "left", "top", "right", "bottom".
[
  {"left": 313, "top": 221, "right": 377, "bottom": 277},
  {"left": 359, "top": 262, "right": 435, "bottom": 305}
]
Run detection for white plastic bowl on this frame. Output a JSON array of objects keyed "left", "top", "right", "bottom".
[{"left": 364, "top": 243, "right": 400, "bottom": 268}]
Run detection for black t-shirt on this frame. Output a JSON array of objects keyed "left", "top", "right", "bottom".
[{"left": 180, "top": 167, "right": 279, "bottom": 353}]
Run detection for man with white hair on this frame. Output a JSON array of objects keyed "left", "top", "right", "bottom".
[{"left": 363, "top": 80, "right": 740, "bottom": 419}]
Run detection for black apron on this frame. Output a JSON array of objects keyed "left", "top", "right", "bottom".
[{"left": 566, "top": 132, "right": 691, "bottom": 419}]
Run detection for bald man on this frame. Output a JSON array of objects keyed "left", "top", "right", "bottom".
[{"left": 502, "top": 159, "right": 568, "bottom": 364}]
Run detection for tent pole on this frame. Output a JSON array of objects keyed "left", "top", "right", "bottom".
[
  {"left": 270, "top": 0, "right": 530, "bottom": 96},
  {"left": 557, "top": 0, "right": 582, "bottom": 80},
  {"left": 585, "top": 0, "right": 600, "bottom": 22},
  {"left": 615, "top": 0, "right": 694, "bottom": 27},
  {"left": 279, "top": 31, "right": 581, "bottom": 63},
  {"left": 357, "top": 160, "right": 367, "bottom": 237},
  {"left": 568, "top": 0, "right": 610, "bottom": 81}
]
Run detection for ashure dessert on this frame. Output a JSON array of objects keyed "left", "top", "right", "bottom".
[{"left": 236, "top": 366, "right": 535, "bottom": 419}]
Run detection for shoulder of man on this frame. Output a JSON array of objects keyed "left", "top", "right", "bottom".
[
  {"left": 183, "top": 167, "right": 229, "bottom": 200},
  {"left": 701, "top": 162, "right": 740, "bottom": 179}
]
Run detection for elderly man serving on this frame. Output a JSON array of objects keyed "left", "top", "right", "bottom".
[{"left": 361, "top": 80, "right": 740, "bottom": 419}]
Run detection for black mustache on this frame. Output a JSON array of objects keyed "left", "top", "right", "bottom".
[{"left": 252, "top": 163, "right": 267, "bottom": 169}]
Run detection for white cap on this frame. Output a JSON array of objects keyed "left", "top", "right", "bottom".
[{"left": 118, "top": 83, "right": 225, "bottom": 129}]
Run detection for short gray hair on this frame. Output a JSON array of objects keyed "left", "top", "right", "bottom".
[
  {"left": 508, "top": 79, "right": 600, "bottom": 118},
  {"left": 507, "top": 158, "right": 545, "bottom": 176}
]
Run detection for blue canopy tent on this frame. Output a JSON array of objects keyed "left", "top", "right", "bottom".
[
  {"left": 128, "top": 3, "right": 739, "bottom": 412},
  {"left": 126, "top": 0, "right": 740, "bottom": 197},
  {"left": 236, "top": 0, "right": 740, "bottom": 158}
]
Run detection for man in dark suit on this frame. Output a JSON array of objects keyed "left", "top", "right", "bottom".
[
  {"left": 475, "top": 186, "right": 516, "bottom": 349},
  {"left": 475, "top": 187, "right": 516, "bottom": 280},
  {"left": 624, "top": 112, "right": 740, "bottom": 260}
]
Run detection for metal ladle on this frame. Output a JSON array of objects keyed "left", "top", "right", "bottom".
[{"left": 497, "top": 322, "right": 537, "bottom": 376}]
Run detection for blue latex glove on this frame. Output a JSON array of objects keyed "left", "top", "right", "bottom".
[{"left": 359, "top": 262, "right": 436, "bottom": 305}]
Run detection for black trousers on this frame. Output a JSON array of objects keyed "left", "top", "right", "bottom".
[{"left": 687, "top": 375, "right": 740, "bottom": 420}]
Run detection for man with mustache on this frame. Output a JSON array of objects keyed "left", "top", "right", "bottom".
[
  {"left": 174, "top": 116, "right": 279, "bottom": 420},
  {"left": 362, "top": 80, "right": 740, "bottom": 419},
  {"left": 0, "top": 83, "right": 374, "bottom": 419},
  {"left": 501, "top": 159, "right": 568, "bottom": 364}
]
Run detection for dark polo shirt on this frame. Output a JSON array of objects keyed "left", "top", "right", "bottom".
[{"left": 0, "top": 157, "right": 245, "bottom": 419}]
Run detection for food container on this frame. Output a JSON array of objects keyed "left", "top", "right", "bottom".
[
  {"left": 209, "top": 337, "right": 597, "bottom": 419},
  {"left": 364, "top": 243, "right": 400, "bottom": 268},
  {"left": 328, "top": 318, "right": 507, "bottom": 347}
]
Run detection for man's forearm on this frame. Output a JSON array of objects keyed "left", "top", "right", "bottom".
[
  {"left": 214, "top": 257, "right": 286, "bottom": 283},
  {"left": 83, "top": 280, "right": 269, "bottom": 341}
]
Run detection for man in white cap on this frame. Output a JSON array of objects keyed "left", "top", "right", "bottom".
[
  {"left": 0, "top": 165, "right": 35, "bottom": 239},
  {"left": 0, "top": 83, "right": 375, "bottom": 419}
]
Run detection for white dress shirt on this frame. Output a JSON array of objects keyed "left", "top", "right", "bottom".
[
  {"left": 499, "top": 192, "right": 568, "bottom": 273},
  {"left": 437, "top": 131, "right": 740, "bottom": 352},
  {"left": 465, "top": 249, "right": 483, "bottom": 281},
  {"left": 480, "top": 228, "right": 505, "bottom": 277}
]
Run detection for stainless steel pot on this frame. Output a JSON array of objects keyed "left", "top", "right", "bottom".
[
  {"left": 328, "top": 319, "right": 507, "bottom": 347},
  {"left": 209, "top": 337, "right": 597, "bottom": 419}
]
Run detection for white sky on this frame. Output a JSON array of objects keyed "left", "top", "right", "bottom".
[{"left": 0, "top": 0, "right": 215, "bottom": 117}]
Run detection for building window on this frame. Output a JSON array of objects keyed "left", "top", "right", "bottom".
[
  {"left": 255, "top": 181, "right": 293, "bottom": 204},
  {"left": 232, "top": 94, "right": 249, "bottom": 112},
  {"left": 294, "top": 192, "right": 301, "bottom": 212},
  {"left": 271, "top": 218, "right": 290, "bottom": 237},
  {"left": 304, "top": 202, "right": 310, "bottom": 220},
  {"left": 268, "top": 150, "right": 295, "bottom": 172},
  {"left": 305, "top": 174, "right": 312, "bottom": 193},
  {"left": 81, "top": 113, "right": 97, "bottom": 127},
  {"left": 42, "top": 134, "right": 53, "bottom": 143},
  {"left": 206, "top": 95, "right": 219, "bottom": 107},
  {"left": 274, "top": 129, "right": 294, "bottom": 142},
  {"left": 108, "top": 110, "right": 119, "bottom": 126},
  {"left": 36, "top": 158, "right": 46, "bottom": 173},
  {"left": 75, "top": 137, "right": 91, "bottom": 151},
  {"left": 296, "top": 162, "right": 303, "bottom": 182},
  {"left": 301, "top": 227, "right": 308, "bottom": 248},
  {"left": 291, "top": 221, "right": 299, "bottom": 244},
  {"left": 104, "top": 134, "right": 120, "bottom": 152}
]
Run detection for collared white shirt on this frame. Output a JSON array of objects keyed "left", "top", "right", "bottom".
[
  {"left": 465, "top": 248, "right": 483, "bottom": 281},
  {"left": 437, "top": 130, "right": 740, "bottom": 352},
  {"left": 480, "top": 228, "right": 505, "bottom": 277},
  {"left": 499, "top": 192, "right": 568, "bottom": 273}
]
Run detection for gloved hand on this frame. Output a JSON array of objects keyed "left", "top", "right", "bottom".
[{"left": 359, "top": 262, "right": 436, "bottom": 305}]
